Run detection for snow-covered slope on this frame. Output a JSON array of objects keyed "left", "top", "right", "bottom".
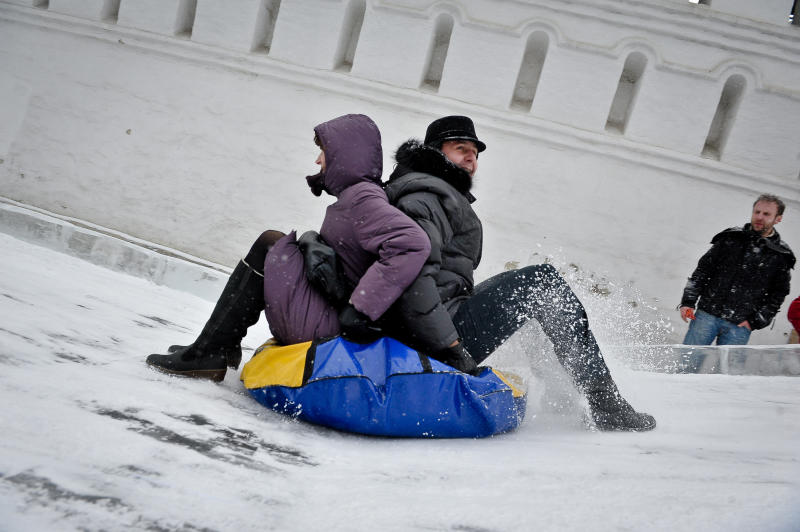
[{"left": 1, "top": 231, "right": 798, "bottom": 531}]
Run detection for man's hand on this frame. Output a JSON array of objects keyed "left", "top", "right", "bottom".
[
  {"left": 432, "top": 342, "right": 479, "bottom": 375},
  {"left": 738, "top": 320, "right": 751, "bottom": 330},
  {"left": 680, "top": 306, "right": 696, "bottom": 322}
]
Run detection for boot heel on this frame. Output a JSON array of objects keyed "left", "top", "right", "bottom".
[
  {"left": 224, "top": 346, "right": 242, "bottom": 370},
  {"left": 183, "top": 368, "right": 227, "bottom": 382}
]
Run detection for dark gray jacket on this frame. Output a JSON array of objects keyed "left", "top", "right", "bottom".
[{"left": 383, "top": 140, "right": 483, "bottom": 351}]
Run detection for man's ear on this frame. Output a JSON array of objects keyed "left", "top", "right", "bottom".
[{"left": 775, "top": 215, "right": 783, "bottom": 225}]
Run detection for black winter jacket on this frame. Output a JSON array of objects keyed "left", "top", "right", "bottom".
[
  {"left": 681, "top": 224, "right": 795, "bottom": 330},
  {"left": 383, "top": 140, "right": 483, "bottom": 352}
]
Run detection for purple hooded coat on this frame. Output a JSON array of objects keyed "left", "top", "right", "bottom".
[{"left": 263, "top": 114, "right": 431, "bottom": 345}]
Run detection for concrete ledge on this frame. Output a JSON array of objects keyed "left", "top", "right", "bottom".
[
  {"left": 679, "top": 345, "right": 800, "bottom": 376},
  {"left": 0, "top": 197, "right": 229, "bottom": 302},
  {"left": 612, "top": 344, "right": 800, "bottom": 376}
]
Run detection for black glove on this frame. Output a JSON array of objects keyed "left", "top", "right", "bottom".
[
  {"left": 298, "top": 231, "right": 352, "bottom": 306},
  {"left": 432, "top": 342, "right": 480, "bottom": 375},
  {"left": 339, "top": 304, "right": 383, "bottom": 344}
]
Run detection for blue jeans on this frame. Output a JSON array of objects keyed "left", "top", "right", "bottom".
[{"left": 683, "top": 309, "right": 751, "bottom": 345}]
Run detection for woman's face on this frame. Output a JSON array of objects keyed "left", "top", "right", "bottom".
[{"left": 315, "top": 150, "right": 326, "bottom": 172}]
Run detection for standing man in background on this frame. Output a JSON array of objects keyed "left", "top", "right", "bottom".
[{"left": 679, "top": 194, "right": 795, "bottom": 345}]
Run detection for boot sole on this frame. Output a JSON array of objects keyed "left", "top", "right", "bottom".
[
  {"left": 147, "top": 363, "right": 226, "bottom": 383},
  {"left": 593, "top": 418, "right": 657, "bottom": 432}
]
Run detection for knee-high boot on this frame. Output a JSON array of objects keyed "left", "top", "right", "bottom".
[
  {"left": 146, "top": 259, "right": 264, "bottom": 382},
  {"left": 584, "top": 375, "right": 656, "bottom": 432},
  {"left": 519, "top": 266, "right": 656, "bottom": 432},
  {"left": 546, "top": 310, "right": 656, "bottom": 432}
]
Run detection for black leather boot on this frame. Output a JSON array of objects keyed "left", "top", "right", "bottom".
[
  {"left": 146, "top": 259, "right": 264, "bottom": 382},
  {"left": 166, "top": 343, "right": 242, "bottom": 370},
  {"left": 586, "top": 377, "right": 656, "bottom": 431}
]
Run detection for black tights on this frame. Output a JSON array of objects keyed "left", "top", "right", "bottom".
[{"left": 243, "top": 230, "right": 286, "bottom": 274}]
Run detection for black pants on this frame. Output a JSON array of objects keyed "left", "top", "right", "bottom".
[{"left": 453, "top": 264, "right": 611, "bottom": 389}]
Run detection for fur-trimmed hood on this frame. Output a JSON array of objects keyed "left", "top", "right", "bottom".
[{"left": 387, "top": 139, "right": 475, "bottom": 202}]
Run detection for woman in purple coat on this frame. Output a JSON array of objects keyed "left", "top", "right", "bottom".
[{"left": 147, "top": 114, "right": 432, "bottom": 382}]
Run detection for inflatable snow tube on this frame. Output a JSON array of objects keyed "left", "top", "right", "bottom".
[{"left": 240, "top": 336, "right": 527, "bottom": 438}]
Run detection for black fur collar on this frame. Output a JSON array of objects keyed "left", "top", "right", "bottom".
[{"left": 389, "top": 139, "right": 473, "bottom": 196}]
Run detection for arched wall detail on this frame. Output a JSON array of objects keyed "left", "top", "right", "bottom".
[
  {"left": 605, "top": 51, "right": 648, "bottom": 134},
  {"left": 515, "top": 21, "right": 563, "bottom": 48},
  {"left": 420, "top": 11, "right": 454, "bottom": 91},
  {"left": 101, "top": 0, "right": 119, "bottom": 22},
  {"left": 333, "top": 0, "right": 367, "bottom": 72},
  {"left": 509, "top": 30, "right": 550, "bottom": 111},
  {"left": 612, "top": 40, "right": 660, "bottom": 67},
  {"left": 709, "top": 60, "right": 762, "bottom": 91},
  {"left": 420, "top": 1, "right": 466, "bottom": 24},
  {"left": 251, "top": 0, "right": 282, "bottom": 53},
  {"left": 174, "top": 0, "right": 198, "bottom": 37},
  {"left": 702, "top": 73, "right": 747, "bottom": 160}
]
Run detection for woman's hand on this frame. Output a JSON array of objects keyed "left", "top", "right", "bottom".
[{"left": 339, "top": 304, "right": 383, "bottom": 344}]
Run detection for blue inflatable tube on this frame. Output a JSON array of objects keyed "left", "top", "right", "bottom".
[{"left": 241, "top": 336, "right": 527, "bottom": 438}]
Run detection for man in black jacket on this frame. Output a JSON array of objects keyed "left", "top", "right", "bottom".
[
  {"left": 382, "top": 116, "right": 655, "bottom": 432},
  {"left": 679, "top": 195, "right": 795, "bottom": 345}
]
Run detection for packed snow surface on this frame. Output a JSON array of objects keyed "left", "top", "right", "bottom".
[{"left": 1, "top": 232, "right": 799, "bottom": 531}]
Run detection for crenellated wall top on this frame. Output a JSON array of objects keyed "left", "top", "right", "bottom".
[{"left": 1, "top": 0, "right": 799, "bottom": 182}]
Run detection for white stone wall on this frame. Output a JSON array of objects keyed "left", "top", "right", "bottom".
[{"left": 0, "top": 0, "right": 798, "bottom": 343}]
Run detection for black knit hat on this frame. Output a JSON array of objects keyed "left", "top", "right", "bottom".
[{"left": 424, "top": 115, "right": 486, "bottom": 152}]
